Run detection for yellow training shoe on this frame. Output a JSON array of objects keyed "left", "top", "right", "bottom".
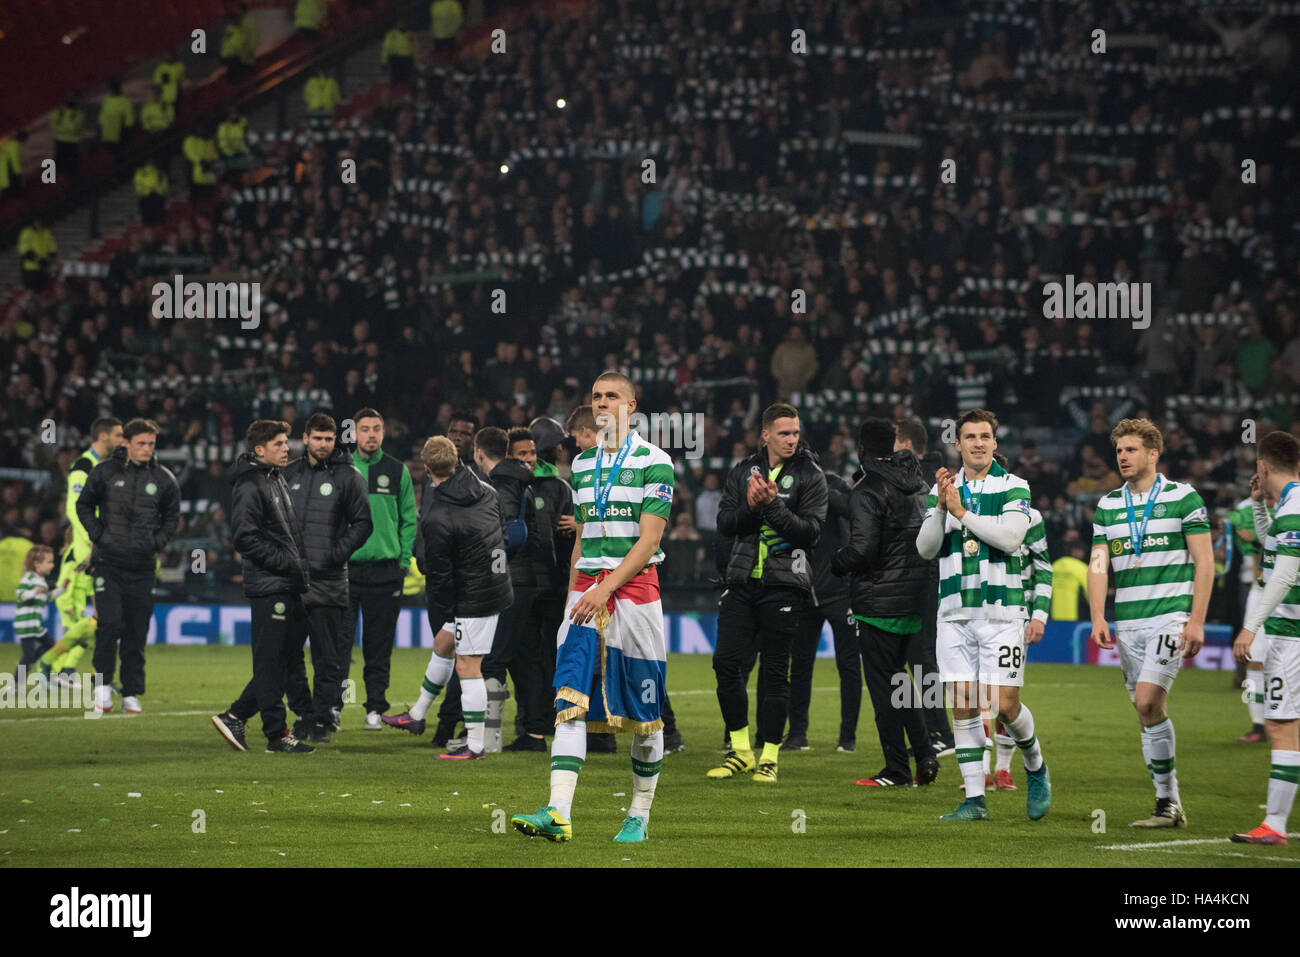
[
  {"left": 707, "top": 749, "right": 755, "bottom": 778},
  {"left": 753, "top": 762, "right": 778, "bottom": 783}
]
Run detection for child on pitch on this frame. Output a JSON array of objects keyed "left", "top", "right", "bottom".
[
  {"left": 511, "top": 372, "right": 674, "bottom": 843},
  {"left": 13, "top": 546, "right": 67, "bottom": 679},
  {"left": 38, "top": 530, "right": 99, "bottom": 683},
  {"left": 382, "top": 435, "right": 513, "bottom": 759}
]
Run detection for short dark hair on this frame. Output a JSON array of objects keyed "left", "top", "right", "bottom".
[
  {"left": 474, "top": 427, "right": 508, "bottom": 461},
  {"left": 858, "top": 417, "right": 897, "bottom": 459},
  {"left": 304, "top": 412, "right": 337, "bottom": 435},
  {"left": 507, "top": 427, "right": 534, "bottom": 453},
  {"left": 353, "top": 407, "right": 383, "bottom": 426},
  {"left": 122, "top": 418, "right": 160, "bottom": 440},
  {"left": 593, "top": 370, "right": 634, "bottom": 398},
  {"left": 90, "top": 417, "right": 122, "bottom": 441},
  {"left": 1260, "top": 430, "right": 1300, "bottom": 473},
  {"left": 565, "top": 405, "right": 598, "bottom": 434},
  {"left": 450, "top": 408, "right": 479, "bottom": 428},
  {"left": 955, "top": 409, "right": 998, "bottom": 441},
  {"left": 894, "top": 418, "right": 927, "bottom": 454},
  {"left": 246, "top": 419, "right": 290, "bottom": 452},
  {"left": 761, "top": 402, "right": 799, "bottom": 431}
]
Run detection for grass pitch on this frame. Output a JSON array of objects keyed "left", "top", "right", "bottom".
[{"left": 0, "top": 647, "right": 1290, "bottom": 867}]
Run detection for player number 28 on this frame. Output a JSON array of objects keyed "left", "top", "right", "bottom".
[{"left": 997, "top": 645, "right": 1023, "bottom": 669}]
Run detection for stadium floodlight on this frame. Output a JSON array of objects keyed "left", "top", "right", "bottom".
[
  {"left": 499, "top": 163, "right": 509, "bottom": 174},
  {"left": 556, "top": 98, "right": 566, "bottom": 109}
]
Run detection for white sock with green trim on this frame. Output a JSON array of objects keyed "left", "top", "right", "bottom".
[
  {"left": 1265, "top": 750, "right": 1300, "bottom": 834},
  {"left": 994, "top": 720, "right": 1015, "bottom": 773},
  {"left": 629, "top": 731, "right": 663, "bottom": 823},
  {"left": 548, "top": 719, "right": 586, "bottom": 820},
  {"left": 981, "top": 714, "right": 992, "bottom": 775},
  {"left": 1246, "top": 670, "right": 1265, "bottom": 727},
  {"left": 954, "top": 716, "right": 987, "bottom": 798},
  {"left": 1002, "top": 703, "right": 1043, "bottom": 773},
  {"left": 462, "top": 677, "right": 486, "bottom": 753},
  {"left": 1143, "top": 718, "right": 1179, "bottom": 802},
  {"left": 410, "top": 652, "right": 454, "bottom": 721}
]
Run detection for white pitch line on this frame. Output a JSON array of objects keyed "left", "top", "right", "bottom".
[
  {"left": 0, "top": 708, "right": 215, "bottom": 724},
  {"left": 1098, "top": 833, "right": 1300, "bottom": 850}
]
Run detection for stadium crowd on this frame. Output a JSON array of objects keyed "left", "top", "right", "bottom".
[{"left": 2, "top": 0, "right": 1298, "bottom": 629}]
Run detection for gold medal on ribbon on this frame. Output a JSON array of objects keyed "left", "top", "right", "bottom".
[{"left": 964, "top": 537, "right": 980, "bottom": 556}]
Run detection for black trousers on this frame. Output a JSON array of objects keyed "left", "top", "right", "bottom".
[
  {"left": 785, "top": 594, "right": 856, "bottom": 740},
  {"left": 91, "top": 564, "right": 155, "bottom": 695},
  {"left": 909, "top": 581, "right": 952, "bottom": 744},
  {"left": 860, "top": 619, "right": 931, "bottom": 777},
  {"left": 17, "top": 634, "right": 55, "bottom": 672},
  {"left": 343, "top": 564, "right": 403, "bottom": 714},
  {"left": 713, "top": 580, "right": 804, "bottom": 746},
  {"left": 231, "top": 593, "right": 306, "bottom": 741},
  {"left": 482, "top": 584, "right": 550, "bottom": 736},
  {"left": 284, "top": 602, "right": 349, "bottom": 727}
]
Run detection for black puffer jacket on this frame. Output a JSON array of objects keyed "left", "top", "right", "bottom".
[
  {"left": 418, "top": 464, "right": 514, "bottom": 622},
  {"left": 488, "top": 457, "right": 547, "bottom": 588},
  {"left": 77, "top": 446, "right": 181, "bottom": 572},
  {"left": 230, "top": 453, "right": 311, "bottom": 598},
  {"left": 716, "top": 444, "right": 828, "bottom": 594},
  {"left": 831, "top": 449, "right": 930, "bottom": 619},
  {"left": 282, "top": 446, "right": 373, "bottom": 607},
  {"left": 811, "top": 470, "right": 852, "bottom": 605}
]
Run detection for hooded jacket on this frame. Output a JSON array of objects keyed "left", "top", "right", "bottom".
[
  {"left": 418, "top": 464, "right": 513, "bottom": 622},
  {"left": 282, "top": 446, "right": 373, "bottom": 607},
  {"left": 811, "top": 469, "right": 853, "bottom": 605},
  {"left": 76, "top": 445, "right": 180, "bottom": 572},
  {"left": 831, "top": 449, "right": 930, "bottom": 619},
  {"left": 230, "top": 452, "right": 311, "bottom": 598},
  {"left": 487, "top": 456, "right": 549, "bottom": 588},
  {"left": 533, "top": 457, "right": 572, "bottom": 594},
  {"left": 716, "top": 444, "right": 828, "bottom": 594}
]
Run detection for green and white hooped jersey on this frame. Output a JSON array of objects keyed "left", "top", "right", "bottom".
[
  {"left": 1091, "top": 476, "right": 1209, "bottom": 634},
  {"left": 15, "top": 571, "right": 50, "bottom": 641},
  {"left": 570, "top": 433, "right": 674, "bottom": 572},
  {"left": 1259, "top": 490, "right": 1300, "bottom": 639},
  {"left": 1017, "top": 508, "right": 1053, "bottom": 623},
  {"left": 925, "top": 461, "right": 1032, "bottom": 621}
]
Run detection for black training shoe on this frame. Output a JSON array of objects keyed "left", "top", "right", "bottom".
[
  {"left": 212, "top": 712, "right": 247, "bottom": 752},
  {"left": 329, "top": 707, "right": 342, "bottom": 732},
  {"left": 432, "top": 722, "right": 456, "bottom": 747},
  {"left": 663, "top": 729, "right": 685, "bottom": 753},
  {"left": 266, "top": 730, "right": 315, "bottom": 754},
  {"left": 836, "top": 739, "right": 856, "bottom": 753},
  {"left": 914, "top": 756, "right": 941, "bottom": 786},
  {"left": 306, "top": 722, "right": 332, "bottom": 744},
  {"left": 587, "top": 733, "right": 617, "bottom": 753},
  {"left": 780, "top": 733, "right": 811, "bottom": 751},
  {"left": 854, "top": 769, "right": 913, "bottom": 787},
  {"left": 503, "top": 735, "right": 547, "bottom": 752}
]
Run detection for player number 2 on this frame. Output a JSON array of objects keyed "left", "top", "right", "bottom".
[{"left": 1269, "top": 676, "right": 1284, "bottom": 703}]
